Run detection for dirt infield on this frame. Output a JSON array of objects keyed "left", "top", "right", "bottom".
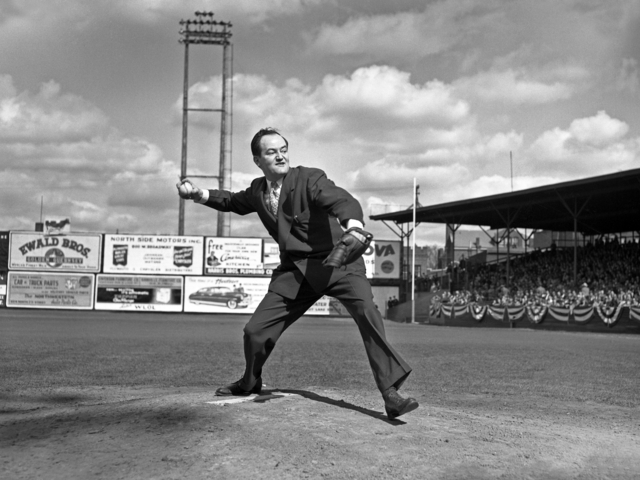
[{"left": 2, "top": 310, "right": 639, "bottom": 479}]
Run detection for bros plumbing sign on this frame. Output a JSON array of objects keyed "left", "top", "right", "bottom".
[{"left": 9, "top": 232, "right": 102, "bottom": 272}]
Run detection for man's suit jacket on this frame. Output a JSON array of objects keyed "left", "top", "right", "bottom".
[{"left": 204, "top": 166, "right": 366, "bottom": 299}]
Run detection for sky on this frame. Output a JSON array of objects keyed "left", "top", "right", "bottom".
[{"left": 1, "top": 0, "right": 639, "bottom": 246}]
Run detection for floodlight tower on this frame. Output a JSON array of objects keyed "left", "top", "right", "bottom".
[{"left": 178, "top": 11, "right": 233, "bottom": 236}]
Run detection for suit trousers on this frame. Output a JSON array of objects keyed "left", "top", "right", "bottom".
[{"left": 240, "top": 271, "right": 412, "bottom": 394}]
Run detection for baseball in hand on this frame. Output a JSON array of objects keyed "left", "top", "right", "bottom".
[{"left": 177, "top": 180, "right": 194, "bottom": 199}]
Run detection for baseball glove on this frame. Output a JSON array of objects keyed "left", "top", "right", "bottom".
[{"left": 322, "top": 227, "right": 373, "bottom": 268}]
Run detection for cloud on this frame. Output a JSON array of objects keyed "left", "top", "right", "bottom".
[
  {"left": 453, "top": 68, "right": 576, "bottom": 105},
  {"left": 307, "top": 1, "right": 502, "bottom": 61},
  {"left": 231, "top": 171, "right": 261, "bottom": 191},
  {"left": 569, "top": 111, "right": 629, "bottom": 146},
  {"left": 414, "top": 131, "right": 523, "bottom": 168},
  {"left": 305, "top": 0, "right": 636, "bottom": 101},
  {"left": 1, "top": 133, "right": 170, "bottom": 177},
  {"left": 0, "top": 0, "right": 323, "bottom": 28},
  {"left": 616, "top": 58, "right": 640, "bottom": 95},
  {"left": 317, "top": 66, "right": 469, "bottom": 126},
  {"left": 112, "top": 0, "right": 324, "bottom": 24},
  {"left": 309, "top": 11, "right": 445, "bottom": 58},
  {"left": 352, "top": 159, "right": 471, "bottom": 193},
  {"left": 175, "top": 73, "right": 318, "bottom": 138},
  {"left": 0, "top": 74, "right": 178, "bottom": 233},
  {"left": 0, "top": 77, "right": 109, "bottom": 143},
  {"left": 528, "top": 111, "right": 639, "bottom": 175},
  {"left": 178, "top": 65, "right": 473, "bottom": 156}
]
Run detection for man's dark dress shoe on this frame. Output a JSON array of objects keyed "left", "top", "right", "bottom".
[
  {"left": 383, "top": 386, "right": 419, "bottom": 420},
  {"left": 215, "top": 378, "right": 262, "bottom": 396}
]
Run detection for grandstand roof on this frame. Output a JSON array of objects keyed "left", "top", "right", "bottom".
[{"left": 369, "top": 168, "right": 640, "bottom": 235}]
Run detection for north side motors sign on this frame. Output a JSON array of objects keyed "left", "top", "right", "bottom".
[{"left": 9, "top": 232, "right": 102, "bottom": 272}]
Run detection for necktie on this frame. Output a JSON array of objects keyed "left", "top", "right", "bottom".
[{"left": 269, "top": 182, "right": 280, "bottom": 216}]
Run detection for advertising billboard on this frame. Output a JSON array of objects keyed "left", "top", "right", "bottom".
[
  {"left": 262, "top": 238, "right": 280, "bottom": 269},
  {"left": 362, "top": 241, "right": 375, "bottom": 279},
  {"left": 0, "top": 270, "right": 6, "bottom": 307},
  {"left": 9, "top": 232, "right": 102, "bottom": 272},
  {"left": 307, "top": 296, "right": 331, "bottom": 315},
  {"left": 7, "top": 271, "right": 95, "bottom": 309},
  {"left": 0, "top": 231, "right": 9, "bottom": 271},
  {"left": 204, "top": 237, "right": 268, "bottom": 275},
  {"left": 184, "top": 276, "right": 331, "bottom": 315},
  {"left": 95, "top": 274, "right": 183, "bottom": 312},
  {"left": 372, "top": 240, "right": 401, "bottom": 279},
  {"left": 184, "top": 275, "right": 269, "bottom": 313},
  {"left": 103, "top": 235, "right": 204, "bottom": 275}
]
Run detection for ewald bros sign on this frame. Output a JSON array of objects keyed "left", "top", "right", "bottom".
[{"left": 9, "top": 232, "right": 102, "bottom": 272}]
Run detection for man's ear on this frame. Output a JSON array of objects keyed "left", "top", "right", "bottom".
[{"left": 253, "top": 156, "right": 260, "bottom": 167}]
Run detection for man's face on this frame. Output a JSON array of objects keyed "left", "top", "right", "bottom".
[{"left": 254, "top": 134, "right": 290, "bottom": 181}]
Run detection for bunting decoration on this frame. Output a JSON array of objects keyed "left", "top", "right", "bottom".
[
  {"left": 595, "top": 302, "right": 624, "bottom": 327},
  {"left": 488, "top": 305, "right": 505, "bottom": 321},
  {"left": 453, "top": 304, "right": 468, "bottom": 317},
  {"left": 548, "top": 306, "right": 571, "bottom": 322},
  {"left": 506, "top": 305, "right": 526, "bottom": 321},
  {"left": 419, "top": 296, "right": 633, "bottom": 327},
  {"left": 429, "top": 295, "right": 442, "bottom": 318},
  {"left": 571, "top": 305, "right": 595, "bottom": 324},
  {"left": 469, "top": 303, "right": 487, "bottom": 321},
  {"left": 526, "top": 304, "right": 547, "bottom": 324},
  {"left": 629, "top": 305, "right": 640, "bottom": 322}
]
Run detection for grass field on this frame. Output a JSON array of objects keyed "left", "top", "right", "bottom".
[
  {"left": 2, "top": 308, "right": 639, "bottom": 479},
  {"left": 3, "top": 309, "right": 638, "bottom": 407}
]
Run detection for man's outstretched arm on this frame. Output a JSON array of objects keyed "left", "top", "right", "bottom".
[{"left": 176, "top": 178, "right": 256, "bottom": 215}]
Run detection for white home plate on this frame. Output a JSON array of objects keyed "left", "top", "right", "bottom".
[{"left": 206, "top": 391, "right": 299, "bottom": 406}]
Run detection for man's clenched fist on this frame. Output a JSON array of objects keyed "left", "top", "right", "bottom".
[{"left": 176, "top": 179, "right": 202, "bottom": 201}]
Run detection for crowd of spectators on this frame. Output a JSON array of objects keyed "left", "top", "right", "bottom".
[
  {"left": 413, "top": 275, "right": 441, "bottom": 292},
  {"left": 454, "top": 237, "right": 640, "bottom": 307}
]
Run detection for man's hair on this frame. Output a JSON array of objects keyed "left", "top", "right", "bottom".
[{"left": 250, "top": 128, "right": 288, "bottom": 156}]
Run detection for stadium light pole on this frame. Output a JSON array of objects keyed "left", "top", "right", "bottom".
[
  {"left": 178, "top": 11, "right": 233, "bottom": 236},
  {"left": 411, "top": 178, "right": 417, "bottom": 324}
]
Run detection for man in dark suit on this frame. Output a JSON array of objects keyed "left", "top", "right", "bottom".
[{"left": 177, "top": 128, "right": 418, "bottom": 419}]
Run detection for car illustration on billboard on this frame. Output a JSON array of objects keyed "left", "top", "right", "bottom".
[{"left": 187, "top": 285, "right": 250, "bottom": 309}]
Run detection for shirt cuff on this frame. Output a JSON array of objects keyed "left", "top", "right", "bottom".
[
  {"left": 345, "top": 219, "right": 364, "bottom": 230},
  {"left": 196, "top": 189, "right": 209, "bottom": 204}
]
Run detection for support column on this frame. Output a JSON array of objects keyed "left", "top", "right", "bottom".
[
  {"left": 178, "top": 42, "right": 189, "bottom": 236},
  {"left": 217, "top": 36, "right": 232, "bottom": 237}
]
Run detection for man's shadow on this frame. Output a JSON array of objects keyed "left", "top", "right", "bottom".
[{"left": 254, "top": 388, "right": 407, "bottom": 425}]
